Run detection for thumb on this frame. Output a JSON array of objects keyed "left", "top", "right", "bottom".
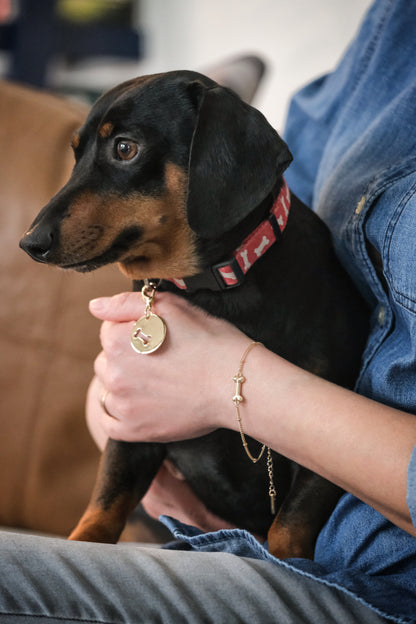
[{"left": 89, "top": 291, "right": 143, "bottom": 322}]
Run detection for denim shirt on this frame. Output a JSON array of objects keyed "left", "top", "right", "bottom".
[{"left": 163, "top": 2, "right": 416, "bottom": 622}]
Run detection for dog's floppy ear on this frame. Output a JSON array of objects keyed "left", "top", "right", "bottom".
[{"left": 186, "top": 83, "right": 292, "bottom": 239}]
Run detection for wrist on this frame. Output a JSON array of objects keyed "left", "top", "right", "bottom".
[
  {"left": 223, "top": 342, "right": 300, "bottom": 447},
  {"left": 213, "top": 340, "right": 273, "bottom": 436}
]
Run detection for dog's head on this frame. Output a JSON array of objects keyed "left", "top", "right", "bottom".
[{"left": 20, "top": 70, "right": 292, "bottom": 280}]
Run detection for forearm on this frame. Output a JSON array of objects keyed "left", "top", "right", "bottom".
[{"left": 233, "top": 344, "right": 416, "bottom": 536}]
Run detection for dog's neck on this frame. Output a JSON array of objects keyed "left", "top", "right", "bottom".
[{"left": 167, "top": 179, "right": 290, "bottom": 292}]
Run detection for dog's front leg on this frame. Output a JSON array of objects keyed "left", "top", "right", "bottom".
[
  {"left": 267, "top": 467, "right": 343, "bottom": 559},
  {"left": 69, "top": 439, "right": 166, "bottom": 543}
]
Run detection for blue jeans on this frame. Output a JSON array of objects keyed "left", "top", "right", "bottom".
[{"left": 0, "top": 530, "right": 387, "bottom": 623}]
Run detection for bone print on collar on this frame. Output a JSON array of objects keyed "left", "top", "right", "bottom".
[{"left": 170, "top": 180, "right": 290, "bottom": 292}]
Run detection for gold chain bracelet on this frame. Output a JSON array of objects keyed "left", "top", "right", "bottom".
[{"left": 232, "top": 341, "right": 277, "bottom": 515}]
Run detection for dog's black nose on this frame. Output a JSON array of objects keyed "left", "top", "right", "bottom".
[{"left": 19, "top": 228, "right": 54, "bottom": 262}]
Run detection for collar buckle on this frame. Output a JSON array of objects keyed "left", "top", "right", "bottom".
[{"left": 213, "top": 255, "right": 245, "bottom": 289}]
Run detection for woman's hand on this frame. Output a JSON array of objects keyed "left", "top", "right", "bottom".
[
  {"left": 87, "top": 291, "right": 249, "bottom": 445},
  {"left": 141, "top": 459, "right": 239, "bottom": 532}
]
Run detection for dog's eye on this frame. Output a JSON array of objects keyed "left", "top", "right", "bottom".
[{"left": 115, "top": 139, "right": 139, "bottom": 161}]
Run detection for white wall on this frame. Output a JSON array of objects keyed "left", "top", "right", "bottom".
[
  {"left": 54, "top": 0, "right": 373, "bottom": 132},
  {"left": 137, "top": 0, "right": 373, "bottom": 130}
]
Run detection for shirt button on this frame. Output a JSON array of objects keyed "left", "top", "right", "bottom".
[
  {"left": 355, "top": 196, "right": 366, "bottom": 215},
  {"left": 378, "top": 305, "right": 386, "bottom": 326}
]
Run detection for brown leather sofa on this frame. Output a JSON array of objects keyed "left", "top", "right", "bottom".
[{"left": 0, "top": 80, "right": 129, "bottom": 536}]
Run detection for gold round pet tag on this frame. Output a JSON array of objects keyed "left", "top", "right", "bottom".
[{"left": 131, "top": 313, "right": 166, "bottom": 354}]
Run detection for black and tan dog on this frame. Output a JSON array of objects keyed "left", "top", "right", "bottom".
[{"left": 20, "top": 71, "right": 368, "bottom": 558}]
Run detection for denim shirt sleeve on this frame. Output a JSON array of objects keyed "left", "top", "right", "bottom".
[{"left": 407, "top": 444, "right": 416, "bottom": 531}]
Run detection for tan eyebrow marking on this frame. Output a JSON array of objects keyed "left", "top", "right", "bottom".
[
  {"left": 71, "top": 132, "right": 80, "bottom": 150},
  {"left": 99, "top": 122, "right": 114, "bottom": 138}
]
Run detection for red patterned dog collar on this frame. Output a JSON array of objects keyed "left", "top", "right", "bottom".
[{"left": 170, "top": 180, "right": 290, "bottom": 292}]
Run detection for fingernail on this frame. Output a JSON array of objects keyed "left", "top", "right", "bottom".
[{"left": 89, "top": 297, "right": 107, "bottom": 312}]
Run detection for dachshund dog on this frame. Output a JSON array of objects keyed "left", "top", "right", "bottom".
[{"left": 20, "top": 71, "right": 369, "bottom": 559}]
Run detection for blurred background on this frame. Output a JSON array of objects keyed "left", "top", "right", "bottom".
[{"left": 0, "top": 0, "right": 373, "bottom": 129}]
